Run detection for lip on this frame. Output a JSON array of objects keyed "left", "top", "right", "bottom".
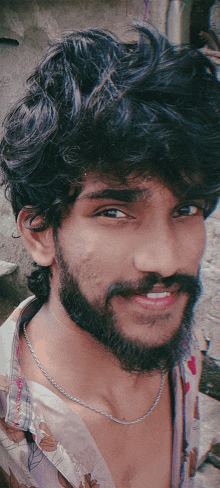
[
  {"left": 132, "top": 291, "right": 179, "bottom": 310},
  {"left": 148, "top": 284, "right": 181, "bottom": 293}
]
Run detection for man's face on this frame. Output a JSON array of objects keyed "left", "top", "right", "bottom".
[{"left": 54, "top": 175, "right": 206, "bottom": 372}]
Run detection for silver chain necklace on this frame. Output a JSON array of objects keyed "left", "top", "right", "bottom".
[{"left": 23, "top": 322, "right": 165, "bottom": 425}]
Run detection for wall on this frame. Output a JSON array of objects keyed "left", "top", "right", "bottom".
[{"left": 211, "top": 0, "right": 220, "bottom": 38}]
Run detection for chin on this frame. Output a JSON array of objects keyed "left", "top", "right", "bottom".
[
  {"left": 101, "top": 320, "right": 192, "bottom": 374},
  {"left": 113, "top": 308, "right": 187, "bottom": 347}
]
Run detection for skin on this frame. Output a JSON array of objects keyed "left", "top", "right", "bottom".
[
  {"left": 18, "top": 174, "right": 206, "bottom": 487},
  {"left": 52, "top": 175, "right": 205, "bottom": 344}
]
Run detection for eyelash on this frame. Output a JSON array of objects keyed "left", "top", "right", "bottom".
[
  {"left": 98, "top": 208, "right": 128, "bottom": 218},
  {"left": 97, "top": 204, "right": 204, "bottom": 219},
  {"left": 173, "top": 204, "right": 205, "bottom": 218}
]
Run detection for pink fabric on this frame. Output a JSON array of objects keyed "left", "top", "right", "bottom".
[{"left": 0, "top": 298, "right": 202, "bottom": 487}]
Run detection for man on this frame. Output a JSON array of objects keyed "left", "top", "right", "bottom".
[{"left": 0, "top": 26, "right": 220, "bottom": 488}]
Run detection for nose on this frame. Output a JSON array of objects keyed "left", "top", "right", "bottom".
[{"left": 133, "top": 221, "right": 181, "bottom": 278}]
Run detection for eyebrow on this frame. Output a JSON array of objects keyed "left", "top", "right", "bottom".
[{"left": 79, "top": 188, "right": 151, "bottom": 203}]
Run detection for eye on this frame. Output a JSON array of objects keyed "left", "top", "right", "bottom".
[
  {"left": 99, "top": 208, "right": 127, "bottom": 218},
  {"left": 173, "top": 205, "right": 203, "bottom": 218}
]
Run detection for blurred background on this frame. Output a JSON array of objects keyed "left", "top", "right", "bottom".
[{"left": 0, "top": 2, "right": 220, "bottom": 485}]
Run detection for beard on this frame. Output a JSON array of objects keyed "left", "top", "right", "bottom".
[{"left": 55, "top": 245, "right": 201, "bottom": 374}]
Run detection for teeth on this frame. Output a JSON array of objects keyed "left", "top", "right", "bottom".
[{"left": 146, "top": 292, "right": 171, "bottom": 298}]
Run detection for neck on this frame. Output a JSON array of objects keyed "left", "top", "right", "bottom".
[{"left": 23, "top": 293, "right": 167, "bottom": 419}]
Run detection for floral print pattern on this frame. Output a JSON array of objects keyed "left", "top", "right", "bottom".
[
  {"left": 193, "top": 397, "right": 200, "bottom": 421},
  {"left": 58, "top": 471, "right": 76, "bottom": 488},
  {"left": 188, "top": 448, "right": 198, "bottom": 478},
  {"left": 79, "top": 473, "right": 100, "bottom": 488},
  {"left": 0, "top": 466, "right": 36, "bottom": 488},
  {"left": 0, "top": 418, "right": 25, "bottom": 444},
  {"left": 0, "top": 297, "right": 202, "bottom": 488},
  {"left": 38, "top": 422, "right": 58, "bottom": 452},
  {"left": 187, "top": 357, "right": 197, "bottom": 376},
  {"left": 58, "top": 472, "right": 100, "bottom": 488}
]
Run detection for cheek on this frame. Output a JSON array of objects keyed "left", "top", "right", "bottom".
[
  {"left": 61, "top": 233, "right": 125, "bottom": 298},
  {"left": 181, "top": 222, "right": 206, "bottom": 269}
]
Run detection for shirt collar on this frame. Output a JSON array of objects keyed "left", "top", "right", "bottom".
[{"left": 0, "top": 296, "right": 41, "bottom": 430}]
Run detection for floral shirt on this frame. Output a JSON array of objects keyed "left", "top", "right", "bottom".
[{"left": 0, "top": 297, "right": 202, "bottom": 488}]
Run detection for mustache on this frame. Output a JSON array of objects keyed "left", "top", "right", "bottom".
[{"left": 106, "top": 273, "right": 201, "bottom": 306}]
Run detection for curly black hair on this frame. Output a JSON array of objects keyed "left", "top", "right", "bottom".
[{"left": 1, "top": 25, "right": 220, "bottom": 302}]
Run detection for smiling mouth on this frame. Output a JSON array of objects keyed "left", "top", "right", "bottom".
[
  {"left": 146, "top": 291, "right": 171, "bottom": 298},
  {"left": 132, "top": 290, "right": 180, "bottom": 309}
]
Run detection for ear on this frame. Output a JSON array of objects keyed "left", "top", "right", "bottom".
[{"left": 17, "top": 209, "right": 55, "bottom": 266}]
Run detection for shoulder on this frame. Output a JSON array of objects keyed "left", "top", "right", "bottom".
[{"left": 0, "top": 296, "right": 35, "bottom": 376}]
